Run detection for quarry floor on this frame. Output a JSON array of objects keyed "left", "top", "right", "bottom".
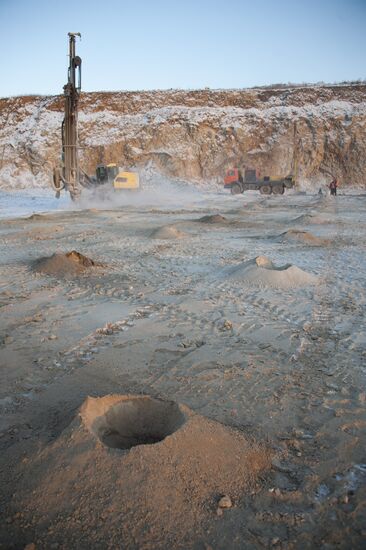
[{"left": 0, "top": 189, "right": 365, "bottom": 549}]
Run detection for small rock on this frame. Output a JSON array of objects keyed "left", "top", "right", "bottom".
[
  {"left": 180, "top": 341, "right": 191, "bottom": 348},
  {"left": 218, "top": 495, "right": 232, "bottom": 508},
  {"left": 222, "top": 320, "right": 233, "bottom": 330},
  {"left": 271, "top": 538, "right": 280, "bottom": 546},
  {"left": 256, "top": 256, "right": 273, "bottom": 268},
  {"left": 216, "top": 507, "right": 223, "bottom": 516},
  {"left": 274, "top": 488, "right": 281, "bottom": 497},
  {"left": 24, "top": 544, "right": 36, "bottom": 550}
]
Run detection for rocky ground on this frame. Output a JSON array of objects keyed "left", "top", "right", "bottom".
[
  {"left": 1, "top": 84, "right": 366, "bottom": 190},
  {"left": 0, "top": 188, "right": 365, "bottom": 549}
]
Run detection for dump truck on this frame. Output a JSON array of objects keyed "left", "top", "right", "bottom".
[
  {"left": 52, "top": 34, "right": 139, "bottom": 200},
  {"left": 224, "top": 168, "right": 295, "bottom": 195}
]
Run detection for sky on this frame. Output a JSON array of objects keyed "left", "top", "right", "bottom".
[{"left": 0, "top": 0, "right": 365, "bottom": 97}]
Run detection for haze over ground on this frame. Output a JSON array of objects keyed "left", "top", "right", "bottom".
[{"left": 0, "top": 0, "right": 365, "bottom": 97}]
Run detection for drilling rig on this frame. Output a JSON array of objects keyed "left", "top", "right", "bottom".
[
  {"left": 52, "top": 32, "right": 91, "bottom": 201},
  {"left": 52, "top": 33, "right": 140, "bottom": 200}
]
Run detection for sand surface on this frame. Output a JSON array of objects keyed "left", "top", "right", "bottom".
[{"left": 0, "top": 190, "right": 365, "bottom": 549}]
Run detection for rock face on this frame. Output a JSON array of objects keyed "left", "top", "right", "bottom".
[{"left": 0, "top": 84, "right": 365, "bottom": 189}]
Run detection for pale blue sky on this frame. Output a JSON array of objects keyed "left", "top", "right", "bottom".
[{"left": 0, "top": 0, "right": 365, "bottom": 97}]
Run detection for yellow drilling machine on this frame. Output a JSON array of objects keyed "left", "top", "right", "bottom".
[{"left": 52, "top": 33, "right": 139, "bottom": 201}]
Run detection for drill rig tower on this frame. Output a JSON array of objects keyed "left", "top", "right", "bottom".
[{"left": 53, "top": 32, "right": 83, "bottom": 201}]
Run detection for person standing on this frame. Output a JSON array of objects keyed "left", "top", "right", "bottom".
[{"left": 328, "top": 178, "right": 338, "bottom": 196}]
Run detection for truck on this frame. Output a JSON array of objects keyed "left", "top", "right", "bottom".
[{"left": 224, "top": 167, "right": 295, "bottom": 195}]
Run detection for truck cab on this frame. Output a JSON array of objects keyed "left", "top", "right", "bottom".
[
  {"left": 224, "top": 168, "right": 242, "bottom": 189},
  {"left": 96, "top": 163, "right": 119, "bottom": 185}
]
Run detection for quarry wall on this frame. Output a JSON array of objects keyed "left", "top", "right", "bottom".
[{"left": 0, "top": 84, "right": 365, "bottom": 189}]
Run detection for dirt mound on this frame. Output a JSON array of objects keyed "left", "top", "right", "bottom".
[
  {"left": 25, "top": 213, "right": 60, "bottom": 222},
  {"left": 224, "top": 255, "right": 318, "bottom": 288},
  {"left": 197, "top": 214, "right": 228, "bottom": 224},
  {"left": 290, "top": 213, "right": 333, "bottom": 225},
  {"left": 34, "top": 250, "right": 97, "bottom": 276},
  {"left": 6, "top": 395, "right": 272, "bottom": 549},
  {"left": 25, "top": 213, "right": 48, "bottom": 221},
  {"left": 150, "top": 225, "right": 187, "bottom": 239},
  {"left": 280, "top": 229, "right": 331, "bottom": 246}
]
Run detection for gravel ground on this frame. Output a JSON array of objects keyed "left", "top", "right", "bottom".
[{"left": 0, "top": 189, "right": 365, "bottom": 549}]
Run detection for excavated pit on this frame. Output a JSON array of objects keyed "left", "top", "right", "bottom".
[
  {"left": 82, "top": 395, "right": 187, "bottom": 450},
  {"left": 9, "top": 395, "right": 273, "bottom": 548}
]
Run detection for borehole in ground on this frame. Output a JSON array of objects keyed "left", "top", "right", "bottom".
[{"left": 83, "top": 395, "right": 186, "bottom": 450}]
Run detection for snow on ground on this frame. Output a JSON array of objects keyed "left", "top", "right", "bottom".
[
  {"left": 0, "top": 191, "right": 365, "bottom": 548},
  {"left": 0, "top": 189, "right": 70, "bottom": 219}
]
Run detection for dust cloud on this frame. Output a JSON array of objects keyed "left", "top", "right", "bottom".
[{"left": 75, "top": 176, "right": 211, "bottom": 211}]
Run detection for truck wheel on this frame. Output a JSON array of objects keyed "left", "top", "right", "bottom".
[
  {"left": 272, "top": 185, "right": 284, "bottom": 195},
  {"left": 231, "top": 183, "right": 242, "bottom": 195},
  {"left": 260, "top": 185, "right": 272, "bottom": 195}
]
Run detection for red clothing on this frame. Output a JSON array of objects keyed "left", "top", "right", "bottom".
[{"left": 329, "top": 179, "right": 338, "bottom": 190}]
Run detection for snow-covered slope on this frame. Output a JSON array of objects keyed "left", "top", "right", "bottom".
[{"left": 0, "top": 84, "right": 365, "bottom": 190}]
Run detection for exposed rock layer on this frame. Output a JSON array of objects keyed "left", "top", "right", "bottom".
[{"left": 0, "top": 84, "right": 365, "bottom": 189}]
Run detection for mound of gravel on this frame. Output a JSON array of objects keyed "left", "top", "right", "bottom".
[
  {"left": 197, "top": 214, "right": 228, "bottom": 224},
  {"left": 280, "top": 229, "right": 331, "bottom": 246},
  {"left": 6, "top": 395, "right": 272, "bottom": 549},
  {"left": 34, "top": 250, "right": 98, "bottom": 276},
  {"left": 26, "top": 213, "right": 50, "bottom": 221},
  {"left": 290, "top": 213, "right": 333, "bottom": 225},
  {"left": 150, "top": 225, "right": 187, "bottom": 239},
  {"left": 225, "top": 255, "right": 318, "bottom": 288}
]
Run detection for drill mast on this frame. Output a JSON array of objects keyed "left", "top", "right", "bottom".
[{"left": 53, "top": 32, "right": 82, "bottom": 200}]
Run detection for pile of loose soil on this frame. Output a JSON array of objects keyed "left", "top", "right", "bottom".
[
  {"left": 279, "top": 229, "right": 331, "bottom": 246},
  {"left": 5, "top": 395, "right": 272, "bottom": 549},
  {"left": 290, "top": 213, "right": 332, "bottom": 225},
  {"left": 150, "top": 225, "right": 187, "bottom": 239},
  {"left": 33, "top": 250, "right": 98, "bottom": 276},
  {"left": 197, "top": 214, "right": 228, "bottom": 224},
  {"left": 224, "top": 255, "right": 318, "bottom": 288},
  {"left": 26, "top": 213, "right": 50, "bottom": 221}
]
